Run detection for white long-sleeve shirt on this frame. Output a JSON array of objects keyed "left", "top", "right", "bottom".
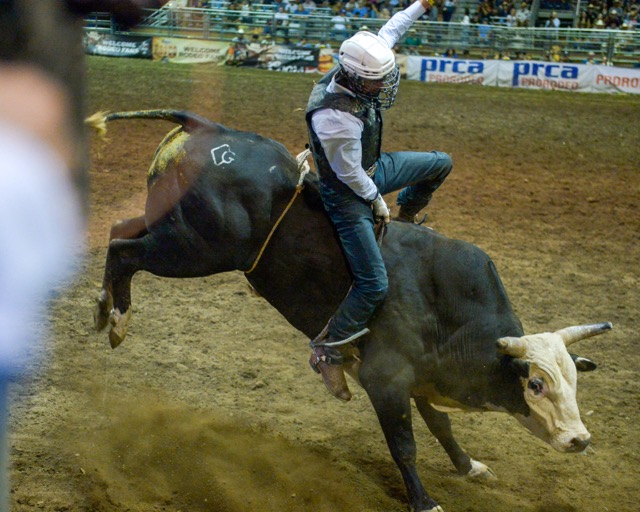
[{"left": 311, "top": 1, "right": 426, "bottom": 201}]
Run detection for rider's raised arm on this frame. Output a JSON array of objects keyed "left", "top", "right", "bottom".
[{"left": 377, "top": 0, "right": 433, "bottom": 49}]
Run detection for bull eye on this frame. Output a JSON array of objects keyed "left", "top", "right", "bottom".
[{"left": 528, "top": 378, "right": 545, "bottom": 395}]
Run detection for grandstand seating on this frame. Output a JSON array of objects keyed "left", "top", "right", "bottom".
[{"left": 83, "top": 3, "right": 640, "bottom": 67}]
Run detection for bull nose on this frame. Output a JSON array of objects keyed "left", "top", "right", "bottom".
[{"left": 569, "top": 436, "right": 591, "bottom": 453}]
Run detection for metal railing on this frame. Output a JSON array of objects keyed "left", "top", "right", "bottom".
[{"left": 84, "top": 6, "right": 640, "bottom": 67}]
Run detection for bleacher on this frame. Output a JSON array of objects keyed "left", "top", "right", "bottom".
[{"left": 84, "top": 3, "right": 640, "bottom": 67}]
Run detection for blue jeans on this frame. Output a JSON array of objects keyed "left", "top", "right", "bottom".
[{"left": 319, "top": 150, "right": 452, "bottom": 340}]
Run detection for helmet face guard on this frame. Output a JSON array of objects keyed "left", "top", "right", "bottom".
[
  {"left": 342, "top": 64, "right": 400, "bottom": 110},
  {"left": 338, "top": 31, "right": 400, "bottom": 110}
]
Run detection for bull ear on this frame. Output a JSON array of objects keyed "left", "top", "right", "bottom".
[
  {"left": 571, "top": 354, "right": 598, "bottom": 372},
  {"left": 497, "top": 337, "right": 527, "bottom": 358},
  {"left": 556, "top": 322, "right": 613, "bottom": 347}
]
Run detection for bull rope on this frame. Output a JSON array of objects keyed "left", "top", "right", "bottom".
[{"left": 244, "top": 149, "right": 311, "bottom": 275}]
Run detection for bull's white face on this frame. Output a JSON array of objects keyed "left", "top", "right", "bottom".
[{"left": 511, "top": 333, "right": 590, "bottom": 452}]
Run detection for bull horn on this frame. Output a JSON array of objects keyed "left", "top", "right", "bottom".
[
  {"left": 496, "top": 337, "right": 528, "bottom": 358},
  {"left": 555, "top": 322, "right": 613, "bottom": 347}
]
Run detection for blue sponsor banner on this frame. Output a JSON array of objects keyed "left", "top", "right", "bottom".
[
  {"left": 407, "top": 56, "right": 640, "bottom": 94},
  {"left": 505, "top": 61, "right": 580, "bottom": 90},
  {"left": 407, "top": 56, "right": 498, "bottom": 85}
]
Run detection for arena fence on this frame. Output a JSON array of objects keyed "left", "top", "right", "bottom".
[{"left": 84, "top": 5, "right": 640, "bottom": 68}]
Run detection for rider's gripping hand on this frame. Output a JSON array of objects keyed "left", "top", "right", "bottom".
[{"left": 371, "top": 193, "right": 390, "bottom": 224}]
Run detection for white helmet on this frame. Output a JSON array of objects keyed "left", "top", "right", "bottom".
[{"left": 339, "top": 31, "right": 400, "bottom": 110}]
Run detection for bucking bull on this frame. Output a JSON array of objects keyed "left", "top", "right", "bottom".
[{"left": 89, "top": 110, "right": 611, "bottom": 512}]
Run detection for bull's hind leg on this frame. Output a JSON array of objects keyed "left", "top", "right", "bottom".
[
  {"left": 96, "top": 236, "right": 147, "bottom": 348},
  {"left": 414, "top": 397, "right": 496, "bottom": 480},
  {"left": 94, "top": 216, "right": 148, "bottom": 334},
  {"left": 109, "top": 215, "right": 148, "bottom": 241},
  {"left": 96, "top": 224, "right": 221, "bottom": 348}
]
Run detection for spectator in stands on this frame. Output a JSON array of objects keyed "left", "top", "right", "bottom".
[
  {"left": 502, "top": 0, "right": 516, "bottom": 15},
  {"left": 280, "top": 0, "right": 295, "bottom": 13},
  {"left": 261, "top": 34, "right": 276, "bottom": 47},
  {"left": 585, "top": 3, "right": 598, "bottom": 26},
  {"left": 354, "top": 1, "right": 371, "bottom": 17},
  {"left": 461, "top": 6, "right": 471, "bottom": 24},
  {"left": 294, "top": 2, "right": 311, "bottom": 15},
  {"left": 223, "top": 1, "right": 242, "bottom": 29},
  {"left": 444, "top": 47, "right": 458, "bottom": 57},
  {"left": 545, "top": 44, "right": 561, "bottom": 61},
  {"left": 577, "top": 10, "right": 592, "bottom": 28},
  {"left": 477, "top": 0, "right": 493, "bottom": 23},
  {"left": 626, "top": 7, "right": 639, "bottom": 30},
  {"left": 428, "top": 0, "right": 438, "bottom": 21},
  {"left": 617, "top": 23, "right": 634, "bottom": 52},
  {"left": 273, "top": 5, "right": 290, "bottom": 38},
  {"left": 402, "top": 28, "right": 423, "bottom": 54},
  {"left": 239, "top": 1, "right": 253, "bottom": 25},
  {"left": 289, "top": 2, "right": 310, "bottom": 37},
  {"left": 344, "top": 0, "right": 357, "bottom": 15},
  {"left": 545, "top": 11, "right": 560, "bottom": 28},
  {"left": 584, "top": 51, "right": 598, "bottom": 64},
  {"left": 330, "top": 8, "right": 349, "bottom": 39},
  {"left": 303, "top": 0, "right": 318, "bottom": 11},
  {"left": 477, "top": 19, "right": 492, "bottom": 45},
  {"left": 506, "top": 7, "right": 518, "bottom": 26},
  {"left": 442, "top": 0, "right": 456, "bottom": 22},
  {"left": 368, "top": 3, "right": 381, "bottom": 19},
  {"left": 296, "top": 36, "right": 314, "bottom": 47},
  {"left": 607, "top": 0, "right": 623, "bottom": 23},
  {"left": 460, "top": 7, "right": 471, "bottom": 45},
  {"left": 515, "top": 2, "right": 531, "bottom": 27}
]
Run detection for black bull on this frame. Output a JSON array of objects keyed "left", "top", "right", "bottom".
[{"left": 91, "top": 110, "right": 610, "bottom": 512}]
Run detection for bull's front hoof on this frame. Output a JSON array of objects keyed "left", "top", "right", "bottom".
[
  {"left": 414, "top": 504, "right": 444, "bottom": 512},
  {"left": 108, "top": 308, "right": 131, "bottom": 349},
  {"left": 466, "top": 459, "right": 497, "bottom": 480},
  {"left": 94, "top": 289, "right": 113, "bottom": 332},
  {"left": 411, "top": 497, "right": 444, "bottom": 512}
]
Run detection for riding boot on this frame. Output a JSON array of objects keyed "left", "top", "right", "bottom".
[
  {"left": 309, "top": 341, "right": 352, "bottom": 402},
  {"left": 395, "top": 203, "right": 429, "bottom": 224}
]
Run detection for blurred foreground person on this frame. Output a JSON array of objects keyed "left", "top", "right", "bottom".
[
  {"left": 0, "top": 1, "right": 167, "bottom": 508},
  {"left": 0, "top": 63, "right": 83, "bottom": 512}
]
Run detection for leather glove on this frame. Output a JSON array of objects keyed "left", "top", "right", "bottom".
[{"left": 371, "top": 193, "right": 390, "bottom": 224}]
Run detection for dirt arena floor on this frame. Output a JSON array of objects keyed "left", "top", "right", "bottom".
[{"left": 8, "top": 57, "right": 639, "bottom": 512}]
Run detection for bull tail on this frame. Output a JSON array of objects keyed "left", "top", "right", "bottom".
[{"left": 85, "top": 109, "right": 213, "bottom": 139}]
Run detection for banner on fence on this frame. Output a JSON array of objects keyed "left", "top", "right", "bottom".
[
  {"left": 84, "top": 32, "right": 152, "bottom": 58},
  {"left": 584, "top": 65, "right": 640, "bottom": 94},
  {"left": 406, "top": 56, "right": 499, "bottom": 85},
  {"left": 149, "top": 38, "right": 321, "bottom": 72},
  {"left": 230, "top": 45, "right": 320, "bottom": 73},
  {"left": 407, "top": 56, "right": 640, "bottom": 95},
  {"left": 152, "top": 38, "right": 227, "bottom": 63}
]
